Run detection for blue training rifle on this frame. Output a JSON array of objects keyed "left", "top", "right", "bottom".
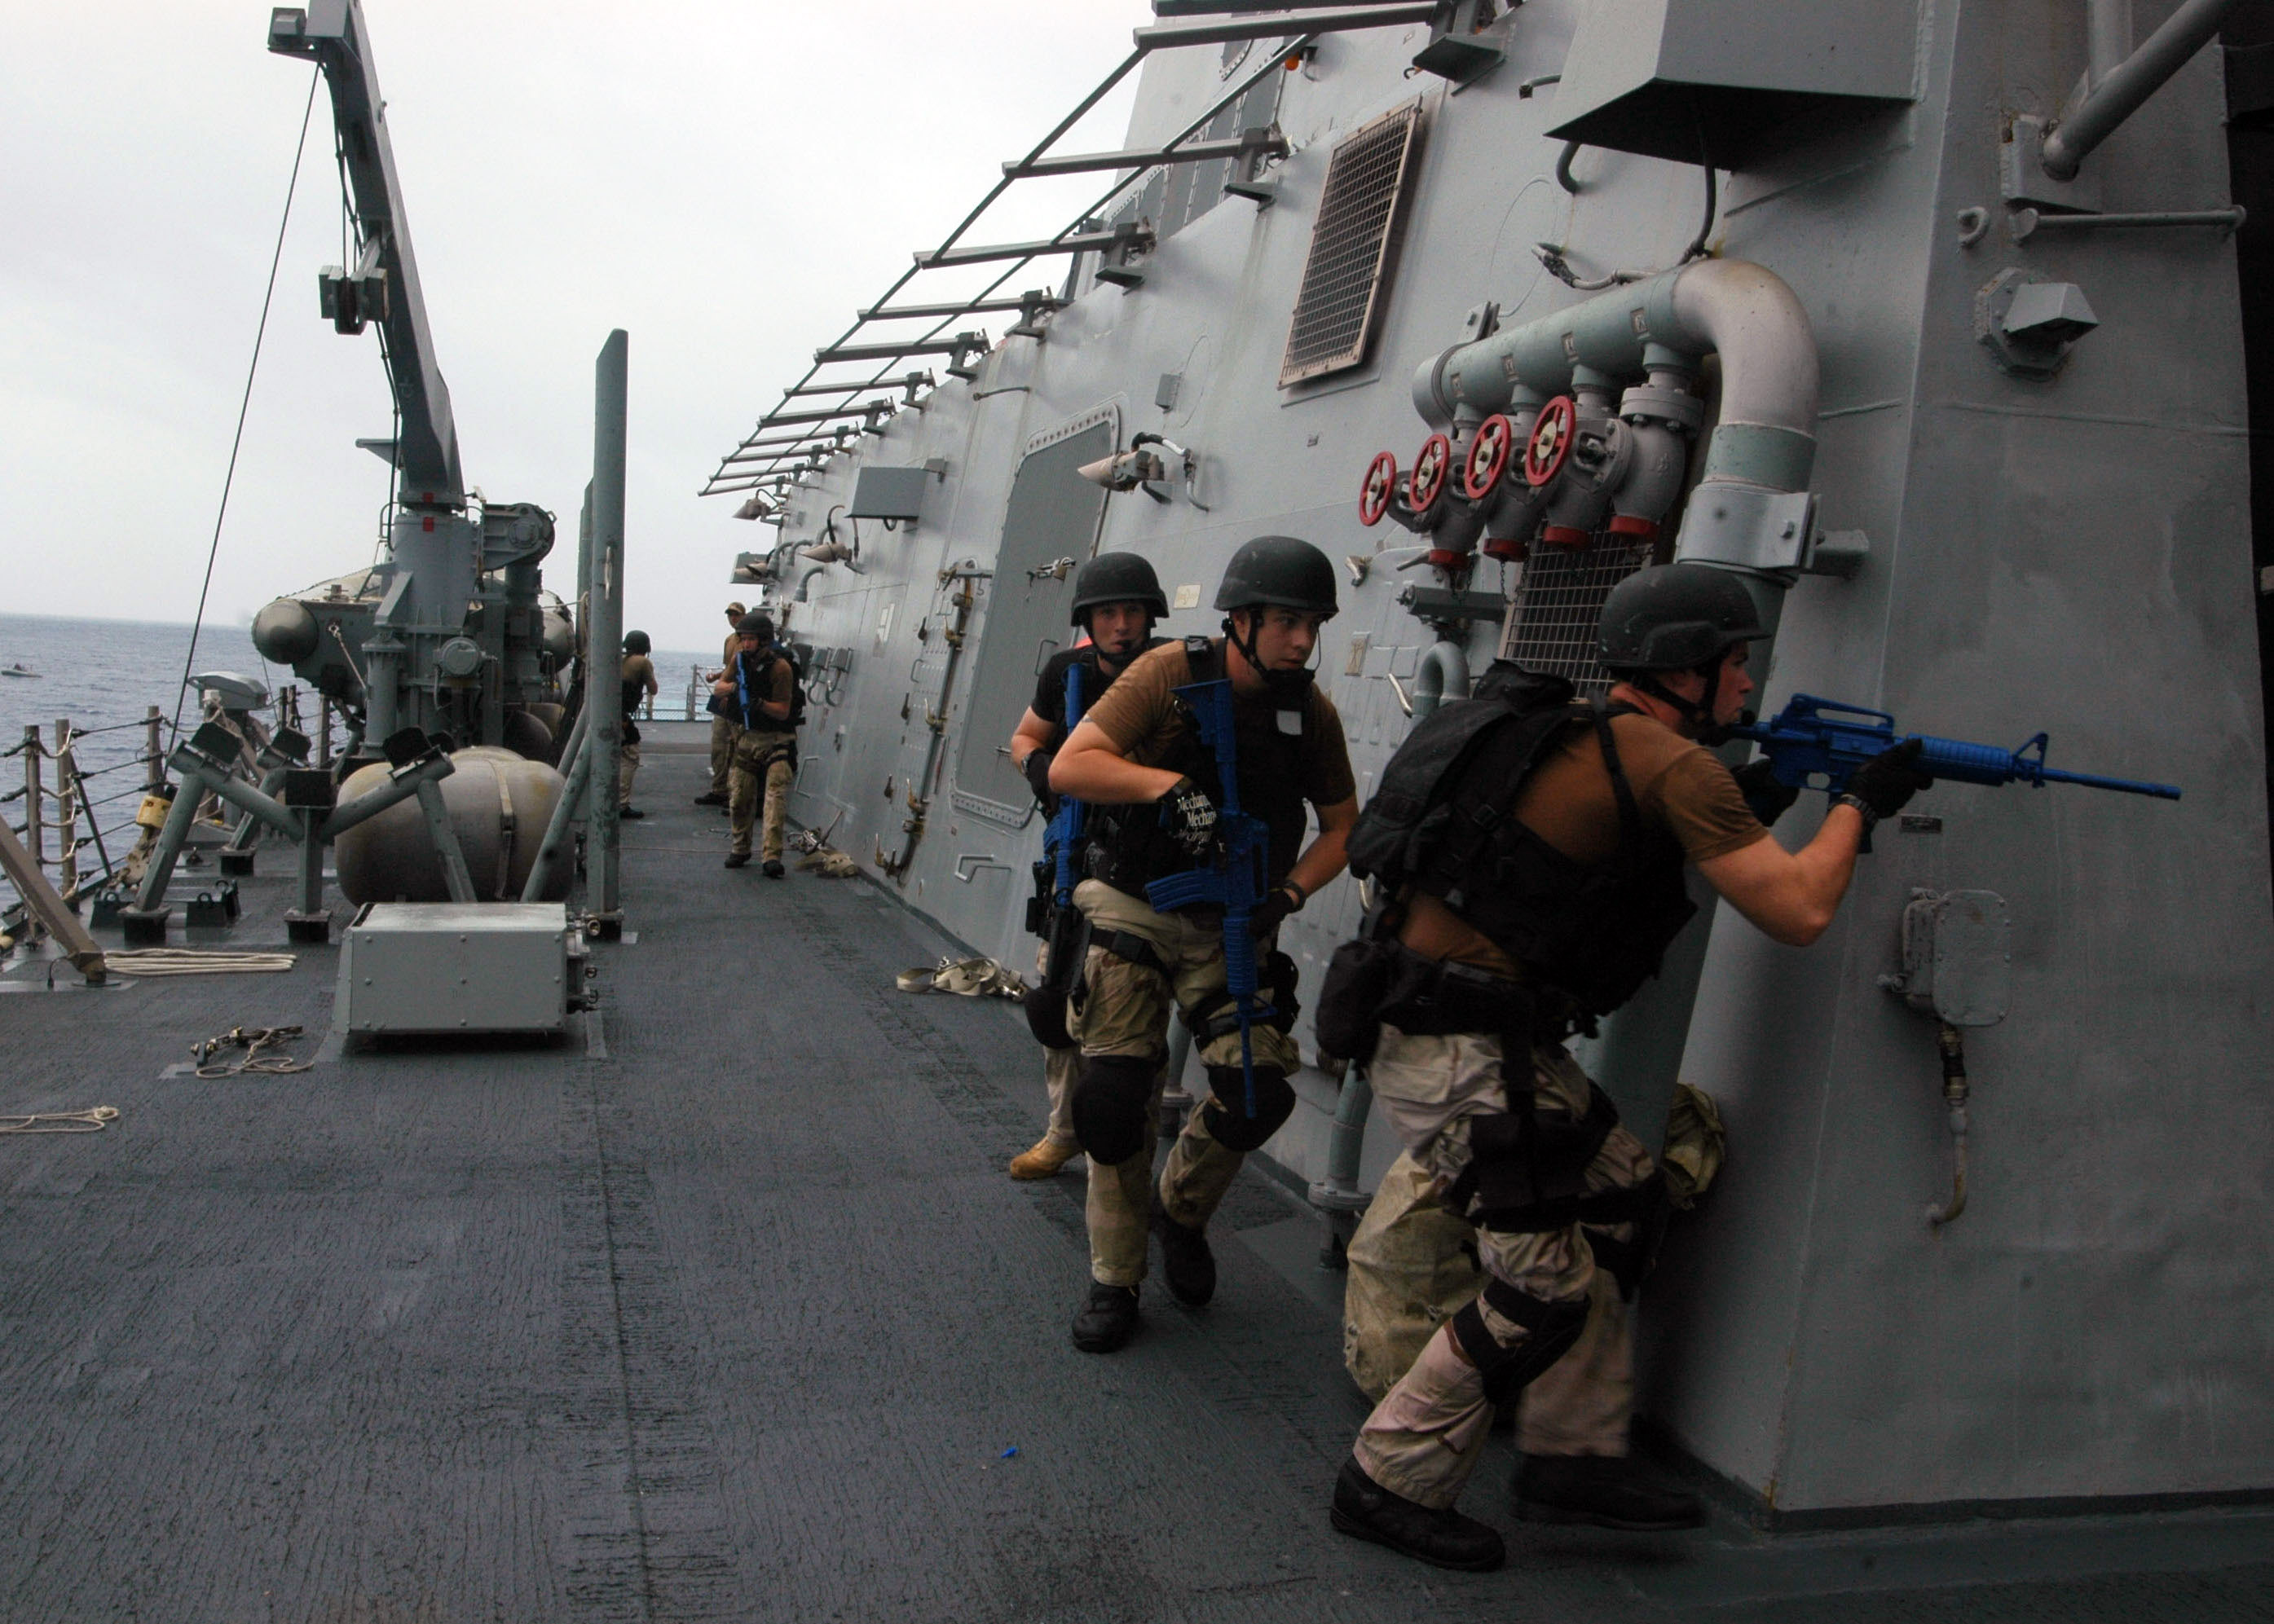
[
  {"left": 1144, "top": 679, "right": 1274, "bottom": 1117},
  {"left": 1034, "top": 662, "right": 1087, "bottom": 986},
  {"left": 1734, "top": 693, "right": 2180, "bottom": 847}
]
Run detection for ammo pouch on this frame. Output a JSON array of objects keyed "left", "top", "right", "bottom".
[{"left": 1315, "top": 937, "right": 1541, "bottom": 1065}]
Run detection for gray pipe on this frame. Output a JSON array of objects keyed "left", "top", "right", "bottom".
[
  {"left": 2042, "top": 0, "right": 2241, "bottom": 181},
  {"left": 1409, "top": 640, "right": 1471, "bottom": 721},
  {"left": 588, "top": 330, "right": 629, "bottom": 924},
  {"left": 2089, "top": 0, "right": 2135, "bottom": 86},
  {"left": 521, "top": 704, "right": 593, "bottom": 902}
]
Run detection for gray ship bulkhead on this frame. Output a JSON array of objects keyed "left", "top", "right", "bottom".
[{"left": 726, "top": 2, "right": 2274, "bottom": 1518}]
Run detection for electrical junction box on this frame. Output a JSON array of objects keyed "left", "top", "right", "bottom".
[
  {"left": 848, "top": 465, "right": 931, "bottom": 523},
  {"left": 1884, "top": 889, "right": 2011, "bottom": 1028},
  {"left": 1545, "top": 0, "right": 1919, "bottom": 168},
  {"left": 337, "top": 902, "right": 580, "bottom": 1036}
]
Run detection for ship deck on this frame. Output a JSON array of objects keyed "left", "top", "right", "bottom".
[{"left": 2, "top": 725, "right": 2269, "bottom": 1622}]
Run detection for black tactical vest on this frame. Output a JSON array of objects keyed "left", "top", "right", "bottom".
[
  {"left": 1090, "top": 636, "right": 1315, "bottom": 898},
  {"left": 1347, "top": 662, "right": 1697, "bottom": 1016}
]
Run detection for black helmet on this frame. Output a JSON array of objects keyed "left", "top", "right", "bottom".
[
  {"left": 623, "top": 630, "right": 651, "bottom": 655},
  {"left": 737, "top": 612, "right": 774, "bottom": 642},
  {"left": 1597, "top": 564, "right": 1767, "bottom": 671},
  {"left": 1214, "top": 535, "right": 1338, "bottom": 619},
  {"left": 1070, "top": 551, "right": 1168, "bottom": 626}
]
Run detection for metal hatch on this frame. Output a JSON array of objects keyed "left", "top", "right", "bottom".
[{"left": 950, "top": 415, "right": 1117, "bottom": 825}]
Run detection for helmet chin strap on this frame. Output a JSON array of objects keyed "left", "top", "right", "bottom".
[
  {"left": 1223, "top": 613, "right": 1315, "bottom": 699},
  {"left": 1629, "top": 662, "right": 1725, "bottom": 742}
]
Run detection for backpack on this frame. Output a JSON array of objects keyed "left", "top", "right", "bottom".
[
  {"left": 778, "top": 643, "right": 810, "bottom": 728},
  {"left": 1344, "top": 662, "right": 1579, "bottom": 890}
]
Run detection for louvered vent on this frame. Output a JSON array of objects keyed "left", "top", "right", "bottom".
[{"left": 1278, "top": 100, "right": 1426, "bottom": 387}]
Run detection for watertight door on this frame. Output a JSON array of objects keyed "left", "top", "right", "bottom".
[{"left": 951, "top": 420, "right": 1115, "bottom": 821}]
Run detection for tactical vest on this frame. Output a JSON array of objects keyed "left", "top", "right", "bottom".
[
  {"left": 733, "top": 650, "right": 795, "bottom": 733},
  {"left": 1088, "top": 636, "right": 1314, "bottom": 898},
  {"left": 620, "top": 672, "right": 646, "bottom": 744},
  {"left": 1346, "top": 661, "right": 1696, "bottom": 1017}
]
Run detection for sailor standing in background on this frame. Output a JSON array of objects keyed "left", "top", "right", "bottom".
[
  {"left": 716, "top": 612, "right": 796, "bottom": 876},
  {"left": 696, "top": 600, "right": 747, "bottom": 809},
  {"left": 1006, "top": 553, "right": 1172, "bottom": 1182},
  {"left": 1324, "top": 565, "right": 1931, "bottom": 1571},
  {"left": 618, "top": 631, "right": 659, "bottom": 821},
  {"left": 1048, "top": 536, "right": 1358, "bottom": 1353}
]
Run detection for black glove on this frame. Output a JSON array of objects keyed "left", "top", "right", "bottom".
[
  {"left": 1733, "top": 759, "right": 1800, "bottom": 828},
  {"left": 1842, "top": 738, "right": 1932, "bottom": 825},
  {"left": 1249, "top": 885, "right": 1302, "bottom": 940},
  {"left": 1159, "top": 776, "right": 1219, "bottom": 856},
  {"left": 1022, "top": 747, "right": 1056, "bottom": 807}
]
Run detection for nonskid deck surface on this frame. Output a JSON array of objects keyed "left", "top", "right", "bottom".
[{"left": 0, "top": 737, "right": 2267, "bottom": 1622}]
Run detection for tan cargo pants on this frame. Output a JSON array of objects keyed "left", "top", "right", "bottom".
[
  {"left": 1033, "top": 941, "right": 1081, "bottom": 1151},
  {"left": 616, "top": 738, "right": 642, "bottom": 811},
  {"left": 1351, "top": 1024, "right": 1654, "bottom": 1510},
  {"left": 708, "top": 713, "right": 742, "bottom": 796},
  {"left": 728, "top": 729, "right": 795, "bottom": 860},
  {"left": 1065, "top": 878, "right": 1300, "bottom": 1289}
]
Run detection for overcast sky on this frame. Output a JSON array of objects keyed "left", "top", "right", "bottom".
[{"left": 2, "top": 1, "right": 1154, "bottom": 651}]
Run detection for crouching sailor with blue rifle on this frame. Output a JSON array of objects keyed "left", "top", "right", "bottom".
[
  {"left": 1005, "top": 552, "right": 1172, "bottom": 1182},
  {"left": 1323, "top": 564, "right": 1936, "bottom": 1572},
  {"left": 1050, "top": 536, "right": 1359, "bottom": 1354}
]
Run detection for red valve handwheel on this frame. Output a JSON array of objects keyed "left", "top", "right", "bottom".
[
  {"left": 1409, "top": 434, "right": 1452, "bottom": 512},
  {"left": 1358, "top": 451, "right": 1399, "bottom": 527},
  {"left": 1523, "top": 396, "right": 1578, "bottom": 488},
  {"left": 1462, "top": 415, "right": 1514, "bottom": 500}
]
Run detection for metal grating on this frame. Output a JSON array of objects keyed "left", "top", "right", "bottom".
[
  {"left": 1278, "top": 99, "right": 1426, "bottom": 386},
  {"left": 1498, "top": 534, "right": 1656, "bottom": 696}
]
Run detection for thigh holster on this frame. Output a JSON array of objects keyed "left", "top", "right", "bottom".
[
  {"left": 1200, "top": 1064, "right": 1295, "bottom": 1152},
  {"left": 1072, "top": 1054, "right": 1156, "bottom": 1167},
  {"left": 1451, "top": 1279, "right": 1590, "bottom": 1405},
  {"left": 1452, "top": 1084, "right": 1621, "bottom": 1231}
]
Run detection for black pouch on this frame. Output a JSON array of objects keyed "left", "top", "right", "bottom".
[{"left": 1315, "top": 935, "right": 1401, "bottom": 1063}]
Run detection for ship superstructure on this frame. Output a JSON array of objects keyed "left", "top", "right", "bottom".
[{"left": 707, "top": 0, "right": 2274, "bottom": 1521}]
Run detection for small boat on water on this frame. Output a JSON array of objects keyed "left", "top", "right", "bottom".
[{"left": 2, "top": 662, "right": 40, "bottom": 679}]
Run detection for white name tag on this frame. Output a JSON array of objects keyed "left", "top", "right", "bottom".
[{"left": 1277, "top": 710, "right": 1303, "bottom": 736}]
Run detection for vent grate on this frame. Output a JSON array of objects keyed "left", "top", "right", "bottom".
[
  {"left": 1500, "top": 535, "right": 1656, "bottom": 696},
  {"left": 1279, "top": 100, "right": 1426, "bottom": 387}
]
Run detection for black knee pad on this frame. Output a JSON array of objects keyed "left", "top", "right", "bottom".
[
  {"left": 1072, "top": 1054, "right": 1156, "bottom": 1166},
  {"left": 1200, "top": 1065, "right": 1295, "bottom": 1153},
  {"left": 1452, "top": 1280, "right": 1589, "bottom": 1405}
]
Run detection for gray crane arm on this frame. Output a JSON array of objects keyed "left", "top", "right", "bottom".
[{"left": 269, "top": 0, "right": 463, "bottom": 503}]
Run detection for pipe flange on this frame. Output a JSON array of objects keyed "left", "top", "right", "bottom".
[{"left": 1617, "top": 385, "right": 1704, "bottom": 434}]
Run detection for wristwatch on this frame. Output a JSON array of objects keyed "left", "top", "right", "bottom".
[{"left": 1833, "top": 792, "right": 1880, "bottom": 836}]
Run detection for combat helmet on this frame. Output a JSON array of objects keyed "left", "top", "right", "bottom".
[
  {"left": 1596, "top": 564, "right": 1765, "bottom": 672},
  {"left": 623, "top": 630, "right": 652, "bottom": 655},
  {"left": 1214, "top": 535, "right": 1338, "bottom": 619},
  {"left": 1070, "top": 551, "right": 1168, "bottom": 626},
  {"left": 737, "top": 612, "right": 775, "bottom": 642}
]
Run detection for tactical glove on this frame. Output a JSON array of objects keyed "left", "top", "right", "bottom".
[
  {"left": 1023, "top": 747, "right": 1057, "bottom": 807},
  {"left": 1733, "top": 759, "right": 1800, "bottom": 828},
  {"left": 1160, "top": 776, "right": 1219, "bottom": 856},
  {"left": 1248, "top": 885, "right": 1301, "bottom": 940},
  {"left": 1842, "top": 737, "right": 1932, "bottom": 825}
]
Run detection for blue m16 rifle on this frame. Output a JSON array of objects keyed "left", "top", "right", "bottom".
[
  {"left": 1734, "top": 694, "right": 2180, "bottom": 847},
  {"left": 1144, "top": 679, "right": 1273, "bottom": 1116},
  {"left": 1024, "top": 663, "right": 1089, "bottom": 1046}
]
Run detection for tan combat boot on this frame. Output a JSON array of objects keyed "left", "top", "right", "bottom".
[{"left": 1007, "top": 1138, "right": 1078, "bottom": 1180}]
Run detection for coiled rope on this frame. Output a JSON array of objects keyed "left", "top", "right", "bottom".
[
  {"left": 0, "top": 1108, "right": 119, "bottom": 1135},
  {"left": 191, "top": 1025, "right": 312, "bottom": 1078},
  {"left": 108, "top": 948, "right": 295, "bottom": 977}
]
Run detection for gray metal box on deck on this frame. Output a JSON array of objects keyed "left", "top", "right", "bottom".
[{"left": 337, "top": 902, "right": 576, "bottom": 1035}]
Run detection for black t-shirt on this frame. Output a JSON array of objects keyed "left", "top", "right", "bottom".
[{"left": 1029, "top": 637, "right": 1168, "bottom": 742}]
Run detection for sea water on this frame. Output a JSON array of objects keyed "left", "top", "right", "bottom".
[{"left": 0, "top": 611, "right": 711, "bottom": 909}]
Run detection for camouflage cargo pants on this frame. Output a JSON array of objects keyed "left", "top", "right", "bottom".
[
  {"left": 728, "top": 729, "right": 795, "bottom": 860},
  {"left": 1351, "top": 1025, "right": 1655, "bottom": 1510},
  {"left": 708, "top": 713, "right": 742, "bottom": 796},
  {"left": 616, "top": 738, "right": 641, "bottom": 810},
  {"left": 1065, "top": 878, "right": 1300, "bottom": 1289}
]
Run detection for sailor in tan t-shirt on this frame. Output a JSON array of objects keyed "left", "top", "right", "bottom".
[{"left": 1327, "top": 565, "right": 1932, "bottom": 1573}]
